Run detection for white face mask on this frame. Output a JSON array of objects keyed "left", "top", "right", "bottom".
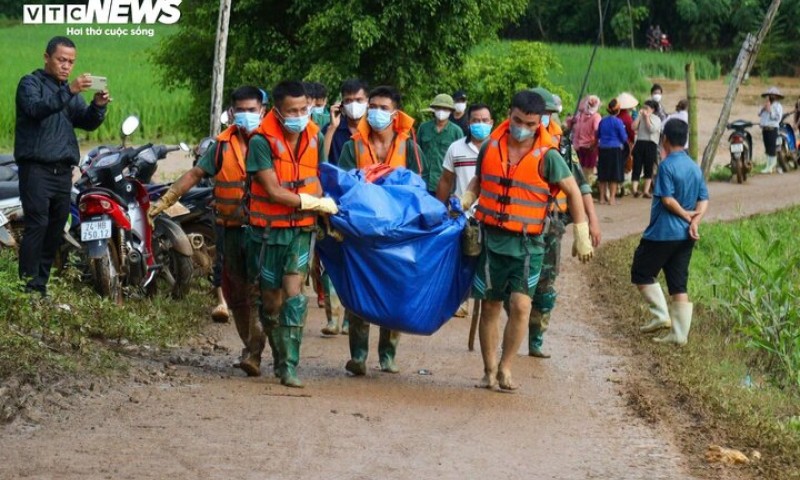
[
  {"left": 343, "top": 101, "right": 367, "bottom": 120},
  {"left": 454, "top": 102, "right": 467, "bottom": 114},
  {"left": 652, "top": 94, "right": 662, "bottom": 103},
  {"left": 434, "top": 109, "right": 451, "bottom": 121}
]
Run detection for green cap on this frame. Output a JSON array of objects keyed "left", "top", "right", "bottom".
[
  {"left": 430, "top": 93, "right": 455, "bottom": 110},
  {"left": 530, "top": 87, "right": 557, "bottom": 112}
]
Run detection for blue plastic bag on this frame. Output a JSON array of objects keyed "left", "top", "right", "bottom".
[{"left": 317, "top": 163, "right": 476, "bottom": 335}]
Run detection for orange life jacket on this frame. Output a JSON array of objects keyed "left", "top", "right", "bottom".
[
  {"left": 475, "top": 120, "right": 557, "bottom": 235},
  {"left": 249, "top": 111, "right": 321, "bottom": 229},
  {"left": 547, "top": 119, "right": 563, "bottom": 143},
  {"left": 212, "top": 126, "right": 248, "bottom": 226},
  {"left": 352, "top": 111, "right": 422, "bottom": 172}
]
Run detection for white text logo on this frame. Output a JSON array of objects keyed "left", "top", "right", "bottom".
[{"left": 23, "top": 0, "right": 182, "bottom": 25}]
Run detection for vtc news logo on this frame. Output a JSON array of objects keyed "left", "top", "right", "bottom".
[{"left": 23, "top": 0, "right": 182, "bottom": 24}]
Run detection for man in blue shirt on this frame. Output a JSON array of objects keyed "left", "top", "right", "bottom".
[
  {"left": 323, "top": 79, "right": 368, "bottom": 165},
  {"left": 631, "top": 119, "right": 708, "bottom": 346}
]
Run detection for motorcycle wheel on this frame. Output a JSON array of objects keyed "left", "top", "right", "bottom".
[
  {"left": 182, "top": 222, "right": 216, "bottom": 281},
  {"left": 733, "top": 157, "right": 744, "bottom": 184},
  {"left": 165, "top": 248, "right": 193, "bottom": 299},
  {"left": 778, "top": 141, "right": 791, "bottom": 173},
  {"left": 90, "top": 240, "right": 122, "bottom": 304}
]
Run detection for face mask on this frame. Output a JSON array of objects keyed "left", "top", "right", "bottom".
[
  {"left": 652, "top": 94, "right": 662, "bottom": 103},
  {"left": 434, "top": 109, "right": 451, "bottom": 121},
  {"left": 469, "top": 123, "right": 491, "bottom": 141},
  {"left": 282, "top": 114, "right": 309, "bottom": 134},
  {"left": 233, "top": 112, "right": 261, "bottom": 133},
  {"left": 311, "top": 106, "right": 325, "bottom": 115},
  {"left": 454, "top": 102, "right": 467, "bottom": 114},
  {"left": 510, "top": 124, "right": 535, "bottom": 142},
  {"left": 557, "top": 105, "right": 563, "bottom": 113},
  {"left": 367, "top": 108, "right": 393, "bottom": 131},
  {"left": 343, "top": 101, "right": 367, "bottom": 120},
  {"left": 541, "top": 114, "right": 551, "bottom": 128}
]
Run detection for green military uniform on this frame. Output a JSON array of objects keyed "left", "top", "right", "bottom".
[
  {"left": 311, "top": 108, "right": 331, "bottom": 130},
  {"left": 472, "top": 148, "right": 574, "bottom": 301},
  {"left": 336, "top": 136, "right": 425, "bottom": 376},
  {"left": 417, "top": 119, "right": 464, "bottom": 193},
  {"left": 245, "top": 132, "right": 326, "bottom": 386}
]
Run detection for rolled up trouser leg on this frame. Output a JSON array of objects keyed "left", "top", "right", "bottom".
[
  {"left": 276, "top": 294, "right": 307, "bottom": 387},
  {"left": 378, "top": 328, "right": 400, "bottom": 373},
  {"left": 346, "top": 311, "right": 369, "bottom": 375}
]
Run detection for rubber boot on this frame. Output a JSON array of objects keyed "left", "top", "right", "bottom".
[
  {"left": 340, "top": 314, "right": 349, "bottom": 335},
  {"left": 654, "top": 302, "right": 693, "bottom": 346},
  {"left": 259, "top": 307, "right": 281, "bottom": 378},
  {"left": 321, "top": 276, "right": 341, "bottom": 335},
  {"left": 346, "top": 312, "right": 369, "bottom": 376},
  {"left": 528, "top": 310, "right": 551, "bottom": 358},
  {"left": 239, "top": 320, "right": 266, "bottom": 377},
  {"left": 762, "top": 155, "right": 777, "bottom": 174},
  {"left": 275, "top": 326, "right": 304, "bottom": 388},
  {"left": 210, "top": 287, "right": 230, "bottom": 323},
  {"left": 638, "top": 283, "right": 672, "bottom": 333},
  {"left": 378, "top": 328, "right": 400, "bottom": 373}
]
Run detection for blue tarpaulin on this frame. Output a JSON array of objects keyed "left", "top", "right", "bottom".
[{"left": 316, "top": 163, "right": 476, "bottom": 335}]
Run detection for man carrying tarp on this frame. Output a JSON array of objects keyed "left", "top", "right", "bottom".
[
  {"left": 337, "top": 85, "right": 425, "bottom": 376},
  {"left": 246, "top": 80, "right": 337, "bottom": 388},
  {"left": 462, "top": 90, "right": 594, "bottom": 392}
]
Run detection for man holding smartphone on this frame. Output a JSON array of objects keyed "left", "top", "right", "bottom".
[{"left": 14, "top": 36, "right": 109, "bottom": 297}]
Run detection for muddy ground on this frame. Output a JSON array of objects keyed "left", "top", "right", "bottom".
[{"left": 1, "top": 78, "right": 799, "bottom": 479}]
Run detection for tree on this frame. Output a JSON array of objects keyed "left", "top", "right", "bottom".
[
  {"left": 154, "top": 0, "right": 528, "bottom": 133},
  {"left": 610, "top": 5, "right": 649, "bottom": 47}
]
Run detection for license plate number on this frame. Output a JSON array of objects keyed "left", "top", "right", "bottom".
[
  {"left": 776, "top": 136, "right": 783, "bottom": 146},
  {"left": 730, "top": 143, "right": 744, "bottom": 153},
  {"left": 0, "top": 211, "right": 8, "bottom": 228},
  {"left": 81, "top": 219, "right": 112, "bottom": 241}
]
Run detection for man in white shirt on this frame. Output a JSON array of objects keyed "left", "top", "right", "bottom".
[{"left": 435, "top": 103, "right": 494, "bottom": 202}]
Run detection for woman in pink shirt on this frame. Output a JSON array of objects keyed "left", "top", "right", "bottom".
[{"left": 571, "top": 95, "right": 602, "bottom": 181}]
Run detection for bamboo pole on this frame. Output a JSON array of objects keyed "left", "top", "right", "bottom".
[
  {"left": 686, "top": 62, "right": 698, "bottom": 160},
  {"left": 209, "top": 0, "right": 232, "bottom": 137}
]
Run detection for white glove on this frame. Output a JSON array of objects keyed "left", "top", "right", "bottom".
[
  {"left": 299, "top": 193, "right": 338, "bottom": 215},
  {"left": 571, "top": 222, "right": 594, "bottom": 263}
]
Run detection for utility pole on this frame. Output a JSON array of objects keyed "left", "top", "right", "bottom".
[
  {"left": 209, "top": 0, "right": 231, "bottom": 137},
  {"left": 627, "top": 0, "right": 635, "bottom": 49},
  {"left": 598, "top": 0, "right": 605, "bottom": 46},
  {"left": 686, "top": 62, "right": 698, "bottom": 160},
  {"left": 700, "top": 0, "right": 782, "bottom": 178}
]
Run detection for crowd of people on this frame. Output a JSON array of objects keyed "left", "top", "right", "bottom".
[{"left": 15, "top": 36, "right": 709, "bottom": 393}]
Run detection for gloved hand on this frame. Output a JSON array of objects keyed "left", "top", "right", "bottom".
[
  {"left": 148, "top": 186, "right": 180, "bottom": 221},
  {"left": 299, "top": 193, "right": 338, "bottom": 215},
  {"left": 571, "top": 222, "right": 594, "bottom": 263},
  {"left": 460, "top": 191, "right": 477, "bottom": 211}
]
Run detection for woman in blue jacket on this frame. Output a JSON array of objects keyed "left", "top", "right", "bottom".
[{"left": 596, "top": 99, "right": 628, "bottom": 205}]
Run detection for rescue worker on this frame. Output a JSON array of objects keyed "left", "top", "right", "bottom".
[
  {"left": 418, "top": 94, "right": 464, "bottom": 194},
  {"left": 149, "top": 86, "right": 266, "bottom": 376},
  {"left": 337, "top": 85, "right": 425, "bottom": 376},
  {"left": 246, "top": 80, "right": 337, "bottom": 388},
  {"left": 461, "top": 90, "right": 594, "bottom": 391},
  {"left": 522, "top": 87, "right": 602, "bottom": 358}
]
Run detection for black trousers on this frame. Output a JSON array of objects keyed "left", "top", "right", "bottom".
[{"left": 18, "top": 162, "right": 72, "bottom": 294}]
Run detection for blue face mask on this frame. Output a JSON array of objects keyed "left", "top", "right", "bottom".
[
  {"left": 510, "top": 124, "right": 535, "bottom": 142},
  {"left": 233, "top": 112, "right": 261, "bottom": 133},
  {"left": 282, "top": 114, "right": 309, "bottom": 134},
  {"left": 367, "top": 108, "right": 394, "bottom": 131},
  {"left": 311, "top": 106, "right": 325, "bottom": 115},
  {"left": 469, "top": 123, "right": 491, "bottom": 141},
  {"left": 541, "top": 114, "right": 551, "bottom": 128}
]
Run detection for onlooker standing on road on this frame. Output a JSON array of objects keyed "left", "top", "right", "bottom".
[
  {"left": 15, "top": 36, "right": 108, "bottom": 296},
  {"left": 631, "top": 119, "right": 708, "bottom": 346},
  {"left": 631, "top": 100, "right": 662, "bottom": 198},
  {"left": 596, "top": 99, "right": 628, "bottom": 205},
  {"left": 759, "top": 86, "right": 783, "bottom": 174},
  {"left": 450, "top": 90, "right": 470, "bottom": 135},
  {"left": 418, "top": 94, "right": 464, "bottom": 194},
  {"left": 571, "top": 95, "right": 602, "bottom": 182},
  {"left": 650, "top": 84, "right": 668, "bottom": 121},
  {"left": 666, "top": 99, "right": 689, "bottom": 149},
  {"left": 436, "top": 103, "right": 493, "bottom": 202}
]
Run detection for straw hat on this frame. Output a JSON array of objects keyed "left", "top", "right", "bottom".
[
  {"left": 616, "top": 92, "right": 639, "bottom": 110},
  {"left": 761, "top": 86, "right": 784, "bottom": 99}
]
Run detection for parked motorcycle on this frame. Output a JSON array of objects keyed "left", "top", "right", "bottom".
[
  {"left": 76, "top": 116, "right": 194, "bottom": 302},
  {"left": 777, "top": 112, "right": 799, "bottom": 172},
  {"left": 726, "top": 119, "right": 754, "bottom": 184}
]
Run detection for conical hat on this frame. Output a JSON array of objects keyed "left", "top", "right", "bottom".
[
  {"left": 616, "top": 92, "right": 639, "bottom": 110},
  {"left": 761, "top": 86, "right": 784, "bottom": 99}
]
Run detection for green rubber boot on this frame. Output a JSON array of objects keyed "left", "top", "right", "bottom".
[
  {"left": 340, "top": 315, "right": 350, "bottom": 335},
  {"left": 346, "top": 312, "right": 369, "bottom": 376},
  {"left": 378, "top": 328, "right": 400, "bottom": 373},
  {"left": 275, "top": 326, "right": 304, "bottom": 388},
  {"left": 321, "top": 275, "right": 341, "bottom": 335},
  {"left": 258, "top": 306, "right": 281, "bottom": 377},
  {"left": 528, "top": 310, "right": 551, "bottom": 358}
]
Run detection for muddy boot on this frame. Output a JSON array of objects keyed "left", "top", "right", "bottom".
[
  {"left": 378, "top": 328, "right": 400, "bottom": 373},
  {"left": 259, "top": 307, "right": 281, "bottom": 378},
  {"left": 654, "top": 302, "right": 693, "bottom": 346},
  {"left": 277, "top": 294, "right": 306, "bottom": 388},
  {"left": 239, "top": 322, "right": 266, "bottom": 377},
  {"left": 321, "top": 279, "right": 341, "bottom": 335},
  {"left": 210, "top": 287, "right": 230, "bottom": 323},
  {"left": 346, "top": 312, "right": 369, "bottom": 376},
  {"left": 638, "top": 283, "right": 672, "bottom": 333},
  {"left": 340, "top": 314, "right": 349, "bottom": 335},
  {"left": 528, "top": 310, "right": 551, "bottom": 358}
]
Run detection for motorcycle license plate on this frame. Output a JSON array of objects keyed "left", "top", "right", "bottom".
[
  {"left": 81, "top": 219, "right": 112, "bottom": 241},
  {"left": 0, "top": 211, "right": 8, "bottom": 228},
  {"left": 776, "top": 136, "right": 783, "bottom": 146},
  {"left": 164, "top": 201, "right": 190, "bottom": 218},
  {"left": 730, "top": 144, "right": 744, "bottom": 153}
]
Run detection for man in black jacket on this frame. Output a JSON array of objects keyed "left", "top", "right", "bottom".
[{"left": 15, "top": 36, "right": 109, "bottom": 295}]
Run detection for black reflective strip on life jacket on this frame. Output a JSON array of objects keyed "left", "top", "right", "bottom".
[
  {"left": 479, "top": 188, "right": 549, "bottom": 208},
  {"left": 215, "top": 180, "right": 246, "bottom": 188},
  {"left": 482, "top": 174, "right": 551, "bottom": 196},
  {"left": 250, "top": 211, "right": 315, "bottom": 222},
  {"left": 281, "top": 176, "right": 319, "bottom": 189},
  {"left": 475, "top": 204, "right": 545, "bottom": 226}
]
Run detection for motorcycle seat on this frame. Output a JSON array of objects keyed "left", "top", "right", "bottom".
[
  {"left": 0, "top": 165, "right": 17, "bottom": 182},
  {"left": 727, "top": 120, "right": 754, "bottom": 130},
  {"left": 0, "top": 181, "right": 19, "bottom": 199},
  {"left": 77, "top": 186, "right": 128, "bottom": 210},
  {"left": 182, "top": 186, "right": 213, "bottom": 203}
]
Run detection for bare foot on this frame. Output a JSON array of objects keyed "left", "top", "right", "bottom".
[
  {"left": 496, "top": 370, "right": 519, "bottom": 392},
  {"left": 475, "top": 372, "right": 498, "bottom": 389}
]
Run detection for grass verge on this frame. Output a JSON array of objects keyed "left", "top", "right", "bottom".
[{"left": 592, "top": 208, "right": 800, "bottom": 478}]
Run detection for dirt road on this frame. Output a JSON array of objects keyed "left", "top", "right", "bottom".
[{"left": 2, "top": 79, "right": 800, "bottom": 480}]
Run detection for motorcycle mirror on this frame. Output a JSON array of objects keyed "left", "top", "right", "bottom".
[
  {"left": 121, "top": 116, "right": 140, "bottom": 137},
  {"left": 179, "top": 142, "right": 190, "bottom": 152},
  {"left": 220, "top": 111, "right": 229, "bottom": 126}
]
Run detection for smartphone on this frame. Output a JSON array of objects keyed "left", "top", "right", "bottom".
[{"left": 87, "top": 75, "right": 107, "bottom": 91}]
